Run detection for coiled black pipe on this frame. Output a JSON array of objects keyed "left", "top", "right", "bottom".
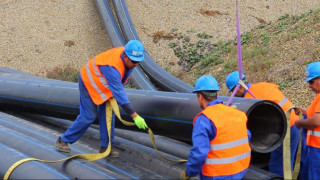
[
  {"left": 0, "top": 69, "right": 286, "bottom": 153},
  {"left": 111, "top": 0, "right": 194, "bottom": 92},
  {"left": 95, "top": 0, "right": 156, "bottom": 90}
]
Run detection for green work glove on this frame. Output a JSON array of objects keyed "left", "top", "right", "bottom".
[
  {"left": 133, "top": 115, "right": 148, "bottom": 130},
  {"left": 180, "top": 170, "right": 190, "bottom": 180}
]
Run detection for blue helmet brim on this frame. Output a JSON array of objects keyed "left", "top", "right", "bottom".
[{"left": 127, "top": 54, "right": 144, "bottom": 61}]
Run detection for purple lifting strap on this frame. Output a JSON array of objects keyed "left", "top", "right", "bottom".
[{"left": 226, "top": 0, "right": 256, "bottom": 106}]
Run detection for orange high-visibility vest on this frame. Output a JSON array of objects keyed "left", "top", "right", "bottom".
[
  {"left": 306, "top": 93, "right": 320, "bottom": 148},
  {"left": 193, "top": 104, "right": 251, "bottom": 176},
  {"left": 80, "top": 47, "right": 126, "bottom": 105},
  {"left": 244, "top": 82, "right": 299, "bottom": 126}
]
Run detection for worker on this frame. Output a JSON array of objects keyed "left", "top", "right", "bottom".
[
  {"left": 55, "top": 40, "right": 148, "bottom": 157},
  {"left": 181, "top": 75, "right": 251, "bottom": 180},
  {"left": 225, "top": 71, "right": 301, "bottom": 177},
  {"left": 295, "top": 62, "right": 320, "bottom": 179}
]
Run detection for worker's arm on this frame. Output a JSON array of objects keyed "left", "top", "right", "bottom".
[
  {"left": 185, "top": 114, "right": 216, "bottom": 177},
  {"left": 295, "top": 112, "right": 320, "bottom": 129},
  {"left": 100, "top": 65, "right": 134, "bottom": 115},
  {"left": 100, "top": 66, "right": 147, "bottom": 129},
  {"left": 247, "top": 129, "right": 251, "bottom": 141}
]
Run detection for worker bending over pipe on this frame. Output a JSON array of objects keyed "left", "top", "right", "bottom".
[{"left": 56, "top": 40, "right": 148, "bottom": 157}]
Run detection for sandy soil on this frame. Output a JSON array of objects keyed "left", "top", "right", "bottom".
[
  {"left": 1, "top": 0, "right": 319, "bottom": 79},
  {"left": 0, "top": 0, "right": 111, "bottom": 76}
]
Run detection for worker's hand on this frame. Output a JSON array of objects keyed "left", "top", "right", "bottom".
[
  {"left": 133, "top": 115, "right": 148, "bottom": 130},
  {"left": 295, "top": 119, "right": 302, "bottom": 129},
  {"left": 180, "top": 170, "right": 190, "bottom": 180},
  {"left": 295, "top": 106, "right": 307, "bottom": 116}
]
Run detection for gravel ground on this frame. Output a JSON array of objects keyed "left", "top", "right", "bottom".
[
  {"left": 1, "top": 0, "right": 319, "bottom": 79},
  {"left": 0, "top": 0, "right": 111, "bottom": 76},
  {"left": 126, "top": 0, "right": 320, "bottom": 76}
]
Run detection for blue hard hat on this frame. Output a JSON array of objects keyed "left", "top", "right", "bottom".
[
  {"left": 305, "top": 62, "right": 320, "bottom": 82},
  {"left": 193, "top": 75, "right": 220, "bottom": 92},
  {"left": 225, "top": 71, "right": 246, "bottom": 92},
  {"left": 124, "top": 40, "right": 145, "bottom": 61}
]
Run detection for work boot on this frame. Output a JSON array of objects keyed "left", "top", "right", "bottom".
[
  {"left": 99, "top": 147, "right": 119, "bottom": 158},
  {"left": 56, "top": 137, "right": 70, "bottom": 153}
]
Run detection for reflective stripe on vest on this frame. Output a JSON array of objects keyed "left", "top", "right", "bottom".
[
  {"left": 210, "top": 137, "right": 248, "bottom": 150},
  {"left": 85, "top": 58, "right": 109, "bottom": 102},
  {"left": 194, "top": 104, "right": 251, "bottom": 176},
  {"left": 205, "top": 151, "right": 251, "bottom": 165},
  {"left": 278, "top": 97, "right": 288, "bottom": 107},
  {"left": 308, "top": 130, "right": 320, "bottom": 137},
  {"left": 92, "top": 58, "right": 110, "bottom": 89},
  {"left": 81, "top": 47, "right": 126, "bottom": 105},
  {"left": 307, "top": 129, "right": 320, "bottom": 148}
]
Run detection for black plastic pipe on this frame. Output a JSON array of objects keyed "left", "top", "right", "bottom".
[
  {"left": 95, "top": 0, "right": 156, "bottom": 90},
  {"left": 0, "top": 111, "right": 177, "bottom": 179},
  {"left": 0, "top": 108, "right": 281, "bottom": 179},
  {"left": 0, "top": 70, "right": 286, "bottom": 153},
  {"left": 0, "top": 126, "right": 117, "bottom": 179},
  {"left": 0, "top": 143, "right": 68, "bottom": 179},
  {"left": 111, "top": 0, "right": 194, "bottom": 92}
]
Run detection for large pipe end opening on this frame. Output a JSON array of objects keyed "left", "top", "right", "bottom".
[{"left": 246, "top": 100, "right": 287, "bottom": 153}]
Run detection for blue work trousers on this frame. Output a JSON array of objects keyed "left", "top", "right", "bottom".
[
  {"left": 298, "top": 128, "right": 320, "bottom": 180},
  {"left": 268, "top": 125, "right": 301, "bottom": 177},
  {"left": 298, "top": 128, "right": 308, "bottom": 180},
  {"left": 61, "top": 76, "right": 115, "bottom": 148},
  {"left": 199, "top": 169, "right": 248, "bottom": 180}
]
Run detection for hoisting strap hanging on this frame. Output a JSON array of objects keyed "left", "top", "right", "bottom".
[
  {"left": 283, "top": 108, "right": 293, "bottom": 179},
  {"left": 283, "top": 107, "right": 302, "bottom": 180},
  {"left": 292, "top": 129, "right": 302, "bottom": 179},
  {"left": 4, "top": 98, "right": 186, "bottom": 179}
]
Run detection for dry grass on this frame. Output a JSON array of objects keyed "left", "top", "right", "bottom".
[
  {"left": 46, "top": 64, "right": 79, "bottom": 83},
  {"left": 199, "top": 8, "right": 229, "bottom": 16},
  {"left": 152, "top": 30, "right": 178, "bottom": 43}
]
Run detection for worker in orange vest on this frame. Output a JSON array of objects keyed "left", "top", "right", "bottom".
[
  {"left": 56, "top": 40, "right": 148, "bottom": 157},
  {"left": 225, "top": 71, "right": 301, "bottom": 177},
  {"left": 181, "top": 75, "right": 251, "bottom": 180},
  {"left": 295, "top": 62, "right": 320, "bottom": 179}
]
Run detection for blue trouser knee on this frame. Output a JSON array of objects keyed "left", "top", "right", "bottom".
[
  {"left": 61, "top": 75, "right": 115, "bottom": 148},
  {"left": 305, "top": 147, "right": 320, "bottom": 179},
  {"left": 61, "top": 76, "right": 97, "bottom": 143}
]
